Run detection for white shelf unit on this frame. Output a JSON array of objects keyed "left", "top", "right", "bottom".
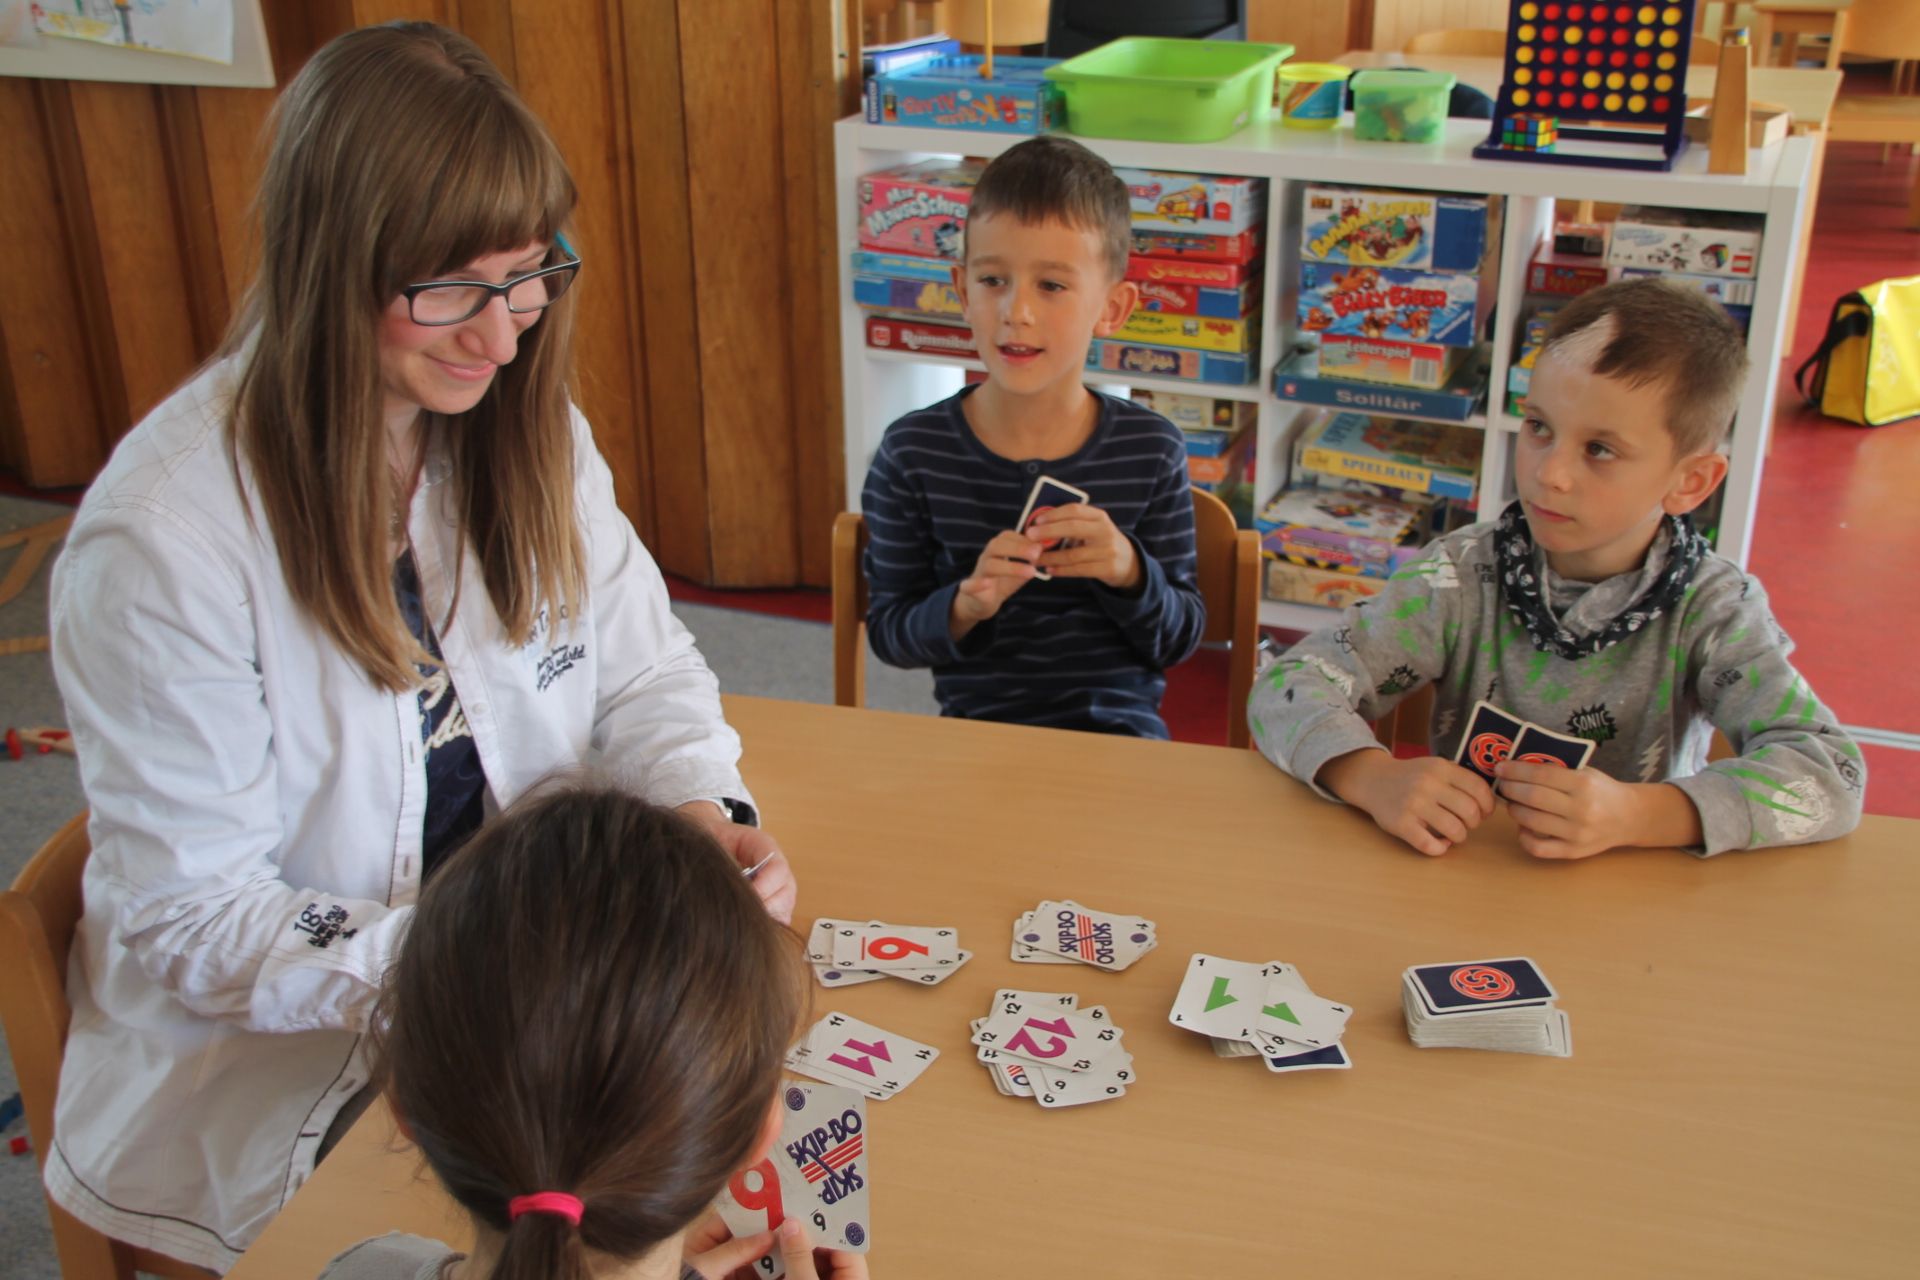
[{"left": 833, "top": 114, "right": 1816, "bottom": 635}]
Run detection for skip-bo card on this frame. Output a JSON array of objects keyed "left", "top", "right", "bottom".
[
  {"left": 1018, "top": 900, "right": 1154, "bottom": 969},
  {"left": 1407, "top": 958, "right": 1557, "bottom": 1017},
  {"left": 1016, "top": 475, "right": 1089, "bottom": 581},
  {"left": 715, "top": 1082, "right": 871, "bottom": 1279}
]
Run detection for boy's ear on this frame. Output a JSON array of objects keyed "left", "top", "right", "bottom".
[
  {"left": 1663, "top": 448, "right": 1729, "bottom": 516},
  {"left": 1092, "top": 278, "right": 1139, "bottom": 339},
  {"left": 950, "top": 262, "right": 968, "bottom": 309}
]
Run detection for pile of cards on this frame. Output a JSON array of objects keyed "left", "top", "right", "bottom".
[
  {"left": 1401, "top": 957, "right": 1572, "bottom": 1057},
  {"left": 807, "top": 917, "right": 972, "bottom": 987},
  {"left": 1455, "top": 699, "right": 1596, "bottom": 783},
  {"left": 715, "top": 1081, "right": 870, "bottom": 1279},
  {"left": 1168, "top": 954, "right": 1355, "bottom": 1073},
  {"left": 1011, "top": 899, "right": 1158, "bottom": 972},
  {"left": 786, "top": 1011, "right": 941, "bottom": 1100},
  {"left": 969, "top": 988, "right": 1136, "bottom": 1108}
]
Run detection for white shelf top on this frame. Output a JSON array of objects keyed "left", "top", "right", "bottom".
[
  {"left": 1259, "top": 597, "right": 1340, "bottom": 633},
  {"left": 863, "top": 345, "right": 1265, "bottom": 404},
  {"left": 838, "top": 115, "right": 1810, "bottom": 213}
]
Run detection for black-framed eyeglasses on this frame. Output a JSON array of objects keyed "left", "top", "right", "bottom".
[{"left": 400, "top": 234, "right": 582, "bottom": 326}]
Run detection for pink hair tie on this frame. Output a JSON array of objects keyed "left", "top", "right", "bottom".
[{"left": 508, "top": 1192, "right": 584, "bottom": 1225}]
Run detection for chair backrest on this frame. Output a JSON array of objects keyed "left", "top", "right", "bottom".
[
  {"left": 1835, "top": 0, "right": 1920, "bottom": 62},
  {"left": 0, "top": 815, "right": 214, "bottom": 1280},
  {"left": 1046, "top": 0, "right": 1243, "bottom": 58},
  {"left": 1404, "top": 28, "right": 1508, "bottom": 57},
  {"left": 832, "top": 491, "right": 1260, "bottom": 747},
  {"left": 831, "top": 512, "right": 869, "bottom": 709}
]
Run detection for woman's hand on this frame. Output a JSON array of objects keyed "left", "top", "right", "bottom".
[{"left": 677, "top": 801, "right": 797, "bottom": 924}]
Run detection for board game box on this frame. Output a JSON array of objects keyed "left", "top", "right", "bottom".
[
  {"left": 1130, "top": 227, "right": 1262, "bottom": 265},
  {"left": 1263, "top": 557, "right": 1388, "bottom": 608},
  {"left": 1318, "top": 334, "right": 1466, "bottom": 390},
  {"left": 1255, "top": 487, "right": 1428, "bottom": 579},
  {"left": 864, "top": 55, "right": 1064, "bottom": 134},
  {"left": 1113, "top": 310, "right": 1256, "bottom": 355},
  {"left": 1134, "top": 275, "right": 1257, "bottom": 319},
  {"left": 1525, "top": 248, "right": 1613, "bottom": 297},
  {"left": 851, "top": 275, "right": 963, "bottom": 319},
  {"left": 849, "top": 250, "right": 957, "bottom": 284},
  {"left": 865, "top": 315, "right": 976, "bottom": 358},
  {"left": 1125, "top": 255, "right": 1257, "bottom": 288},
  {"left": 1298, "top": 261, "right": 1490, "bottom": 347},
  {"left": 1606, "top": 209, "right": 1763, "bottom": 279},
  {"left": 857, "top": 159, "right": 984, "bottom": 259},
  {"left": 1129, "top": 390, "right": 1257, "bottom": 435},
  {"left": 1112, "top": 168, "right": 1266, "bottom": 237},
  {"left": 1295, "top": 412, "right": 1480, "bottom": 502},
  {"left": 1273, "top": 348, "right": 1486, "bottom": 423},
  {"left": 1086, "top": 338, "right": 1253, "bottom": 385},
  {"left": 1301, "top": 187, "right": 1494, "bottom": 271}
]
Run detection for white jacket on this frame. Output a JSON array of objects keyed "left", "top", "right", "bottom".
[{"left": 45, "top": 359, "right": 753, "bottom": 1272}]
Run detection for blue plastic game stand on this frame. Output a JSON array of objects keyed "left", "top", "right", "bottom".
[{"left": 1472, "top": 0, "right": 1701, "bottom": 171}]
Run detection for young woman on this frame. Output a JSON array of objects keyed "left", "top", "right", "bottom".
[
  {"left": 319, "top": 787, "right": 864, "bottom": 1280},
  {"left": 46, "top": 22, "right": 794, "bottom": 1271}
]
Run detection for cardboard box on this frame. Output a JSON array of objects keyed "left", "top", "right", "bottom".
[
  {"left": 1186, "top": 425, "right": 1254, "bottom": 488},
  {"left": 849, "top": 250, "right": 956, "bottom": 284},
  {"left": 856, "top": 159, "right": 984, "bottom": 259},
  {"left": 864, "top": 55, "right": 1064, "bottom": 134},
  {"left": 864, "top": 315, "right": 976, "bottom": 358},
  {"left": 1086, "top": 339, "right": 1253, "bottom": 386},
  {"left": 1301, "top": 187, "right": 1494, "bottom": 271},
  {"left": 851, "top": 275, "right": 963, "bottom": 318},
  {"left": 1298, "top": 261, "right": 1490, "bottom": 347},
  {"left": 1113, "top": 310, "right": 1256, "bottom": 355},
  {"left": 1125, "top": 255, "right": 1258, "bottom": 288},
  {"left": 1606, "top": 209, "right": 1764, "bottom": 279},
  {"left": 1525, "top": 248, "right": 1613, "bottom": 298},
  {"left": 1134, "top": 275, "right": 1258, "bottom": 319},
  {"left": 1272, "top": 347, "right": 1486, "bottom": 423},
  {"left": 1112, "top": 168, "right": 1266, "bottom": 236},
  {"left": 1318, "top": 335, "right": 1466, "bottom": 390},
  {"left": 1611, "top": 267, "right": 1757, "bottom": 307},
  {"left": 1129, "top": 390, "right": 1257, "bottom": 436},
  {"left": 1263, "top": 558, "right": 1388, "bottom": 609},
  {"left": 1682, "top": 103, "right": 1790, "bottom": 150},
  {"left": 1296, "top": 412, "right": 1480, "bottom": 502},
  {"left": 1130, "top": 227, "right": 1262, "bottom": 265},
  {"left": 1255, "top": 487, "right": 1427, "bottom": 579}
]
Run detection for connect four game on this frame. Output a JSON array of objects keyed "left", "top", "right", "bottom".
[{"left": 1473, "top": 0, "right": 1701, "bottom": 171}]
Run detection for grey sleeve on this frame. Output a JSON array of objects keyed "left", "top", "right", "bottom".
[
  {"left": 317, "top": 1233, "right": 459, "bottom": 1280},
  {"left": 1668, "top": 575, "right": 1866, "bottom": 855},
  {"left": 1249, "top": 543, "right": 1461, "bottom": 799}
]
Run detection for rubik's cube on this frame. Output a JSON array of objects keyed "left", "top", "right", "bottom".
[{"left": 1500, "top": 112, "right": 1559, "bottom": 151}]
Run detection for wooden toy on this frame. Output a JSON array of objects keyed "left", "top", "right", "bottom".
[{"left": 1472, "top": 0, "right": 1702, "bottom": 171}]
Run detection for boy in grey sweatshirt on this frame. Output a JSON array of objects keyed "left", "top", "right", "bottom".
[{"left": 1251, "top": 278, "right": 1865, "bottom": 858}]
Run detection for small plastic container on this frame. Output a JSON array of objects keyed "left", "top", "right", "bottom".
[
  {"left": 1277, "top": 62, "right": 1352, "bottom": 130},
  {"left": 1350, "top": 69, "right": 1455, "bottom": 143},
  {"left": 1043, "top": 37, "right": 1294, "bottom": 143}
]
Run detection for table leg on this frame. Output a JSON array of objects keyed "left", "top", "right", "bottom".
[
  {"left": 1825, "top": 11, "right": 1847, "bottom": 71},
  {"left": 1754, "top": 12, "right": 1776, "bottom": 67},
  {"left": 1784, "top": 125, "right": 1828, "bottom": 361},
  {"left": 1781, "top": 30, "right": 1801, "bottom": 69}
]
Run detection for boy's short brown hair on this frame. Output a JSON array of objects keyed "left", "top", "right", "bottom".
[
  {"left": 1541, "top": 276, "right": 1750, "bottom": 456},
  {"left": 965, "top": 136, "right": 1132, "bottom": 281}
]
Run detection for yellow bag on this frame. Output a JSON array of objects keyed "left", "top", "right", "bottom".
[{"left": 1794, "top": 275, "right": 1920, "bottom": 426}]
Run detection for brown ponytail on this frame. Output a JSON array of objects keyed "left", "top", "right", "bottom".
[{"left": 372, "top": 786, "right": 808, "bottom": 1280}]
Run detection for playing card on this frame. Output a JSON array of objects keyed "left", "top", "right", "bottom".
[
  {"left": 1511, "top": 723, "right": 1598, "bottom": 771},
  {"left": 1009, "top": 913, "right": 1076, "bottom": 965},
  {"left": 973, "top": 1000, "right": 1122, "bottom": 1073},
  {"left": 1454, "top": 699, "right": 1526, "bottom": 783},
  {"left": 787, "top": 1012, "right": 940, "bottom": 1100},
  {"left": 1167, "top": 953, "right": 1270, "bottom": 1040},
  {"left": 713, "top": 1081, "right": 871, "bottom": 1278},
  {"left": 1015, "top": 475, "right": 1090, "bottom": 581},
  {"left": 807, "top": 918, "right": 886, "bottom": 988},
  {"left": 831, "top": 922, "right": 960, "bottom": 970},
  {"left": 1254, "top": 987, "right": 1353, "bottom": 1049},
  {"left": 812, "top": 962, "right": 888, "bottom": 988},
  {"left": 1031, "top": 1051, "right": 1135, "bottom": 1107},
  {"left": 880, "top": 948, "right": 972, "bottom": 986},
  {"left": 1262, "top": 1042, "right": 1353, "bottom": 1073},
  {"left": 1016, "top": 900, "right": 1157, "bottom": 971},
  {"left": 993, "top": 989, "right": 1078, "bottom": 1010},
  {"left": 1406, "top": 958, "right": 1557, "bottom": 1017}
]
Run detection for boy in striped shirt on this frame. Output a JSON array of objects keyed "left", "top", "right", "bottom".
[{"left": 859, "top": 136, "right": 1206, "bottom": 737}]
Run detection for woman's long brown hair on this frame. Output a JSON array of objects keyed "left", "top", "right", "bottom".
[
  {"left": 225, "top": 21, "right": 585, "bottom": 691},
  {"left": 372, "top": 786, "right": 808, "bottom": 1280}
]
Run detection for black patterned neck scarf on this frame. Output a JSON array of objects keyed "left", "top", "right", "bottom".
[{"left": 1495, "top": 501, "right": 1707, "bottom": 660}]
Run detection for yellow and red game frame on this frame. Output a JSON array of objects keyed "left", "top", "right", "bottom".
[{"left": 1472, "top": 0, "right": 1699, "bottom": 172}]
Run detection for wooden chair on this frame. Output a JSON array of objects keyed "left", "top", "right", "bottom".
[
  {"left": 1404, "top": 28, "right": 1507, "bottom": 57},
  {"left": 0, "top": 814, "right": 216, "bottom": 1280},
  {"left": 831, "top": 487, "right": 1263, "bottom": 748},
  {"left": 1827, "top": 0, "right": 1920, "bottom": 222}
]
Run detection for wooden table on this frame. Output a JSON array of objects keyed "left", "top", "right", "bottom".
[
  {"left": 229, "top": 696, "right": 1920, "bottom": 1279},
  {"left": 1755, "top": 0, "right": 1853, "bottom": 70}
]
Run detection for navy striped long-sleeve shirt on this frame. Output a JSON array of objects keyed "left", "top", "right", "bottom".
[{"left": 860, "top": 386, "right": 1205, "bottom": 738}]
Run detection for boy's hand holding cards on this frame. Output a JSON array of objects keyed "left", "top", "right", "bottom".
[
  {"left": 713, "top": 1081, "right": 871, "bottom": 1280},
  {"left": 1015, "top": 475, "right": 1088, "bottom": 581},
  {"left": 806, "top": 917, "right": 972, "bottom": 988},
  {"left": 1455, "top": 699, "right": 1596, "bottom": 783},
  {"left": 1401, "top": 957, "right": 1572, "bottom": 1057},
  {"left": 969, "top": 989, "right": 1135, "bottom": 1108},
  {"left": 1167, "top": 954, "right": 1356, "bottom": 1073},
  {"left": 1011, "top": 898, "right": 1158, "bottom": 971},
  {"left": 785, "top": 1011, "right": 940, "bottom": 1100}
]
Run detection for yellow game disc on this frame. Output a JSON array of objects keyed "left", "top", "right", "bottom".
[
  {"left": 1660, "top": 28, "right": 1679, "bottom": 46},
  {"left": 1583, "top": 70, "right": 1601, "bottom": 87},
  {"left": 1636, "top": 28, "right": 1654, "bottom": 46},
  {"left": 1654, "top": 73, "right": 1673, "bottom": 91},
  {"left": 1628, "top": 93, "right": 1646, "bottom": 112},
  {"left": 1519, "top": 23, "right": 1536, "bottom": 40},
  {"left": 1565, "top": 25, "right": 1583, "bottom": 43},
  {"left": 1514, "top": 88, "right": 1532, "bottom": 106},
  {"left": 1661, "top": 5, "right": 1682, "bottom": 23},
  {"left": 1607, "top": 71, "right": 1625, "bottom": 89},
  {"left": 1638, "top": 5, "right": 1655, "bottom": 22},
  {"left": 1519, "top": 1, "right": 1539, "bottom": 16},
  {"left": 1657, "top": 51, "right": 1677, "bottom": 69},
  {"left": 1518, "top": 45, "right": 1536, "bottom": 63},
  {"left": 1516, "top": 67, "right": 1534, "bottom": 84},
  {"left": 1605, "top": 92, "right": 1624, "bottom": 111},
  {"left": 1630, "top": 72, "right": 1649, "bottom": 89}
]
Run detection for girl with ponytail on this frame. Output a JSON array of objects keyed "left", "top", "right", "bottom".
[{"left": 321, "top": 785, "right": 868, "bottom": 1280}]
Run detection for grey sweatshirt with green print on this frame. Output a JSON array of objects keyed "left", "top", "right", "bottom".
[{"left": 1248, "top": 519, "right": 1866, "bottom": 855}]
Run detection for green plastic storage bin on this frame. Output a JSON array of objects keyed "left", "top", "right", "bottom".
[
  {"left": 1351, "top": 69, "right": 1455, "bottom": 143},
  {"left": 1043, "top": 37, "right": 1294, "bottom": 144}
]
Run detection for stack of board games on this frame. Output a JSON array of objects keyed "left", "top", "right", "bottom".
[
  {"left": 1128, "top": 390, "right": 1256, "bottom": 517},
  {"left": 1254, "top": 487, "right": 1429, "bottom": 582},
  {"left": 1606, "top": 205, "right": 1759, "bottom": 334},
  {"left": 856, "top": 163, "right": 1269, "bottom": 388},
  {"left": 864, "top": 54, "right": 1065, "bottom": 134},
  {"left": 1284, "top": 186, "right": 1498, "bottom": 411}
]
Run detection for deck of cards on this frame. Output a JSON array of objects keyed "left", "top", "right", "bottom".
[
  {"left": 807, "top": 917, "right": 972, "bottom": 988},
  {"left": 1401, "top": 958, "right": 1572, "bottom": 1057},
  {"left": 1016, "top": 474, "right": 1088, "bottom": 581},
  {"left": 1168, "top": 954, "right": 1356, "bottom": 1072},
  {"left": 714, "top": 1081, "right": 870, "bottom": 1279},
  {"left": 970, "top": 989, "right": 1136, "bottom": 1108},
  {"left": 1011, "top": 899, "right": 1158, "bottom": 972},
  {"left": 1455, "top": 699, "right": 1597, "bottom": 782},
  {"left": 786, "top": 1011, "right": 941, "bottom": 1100}
]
